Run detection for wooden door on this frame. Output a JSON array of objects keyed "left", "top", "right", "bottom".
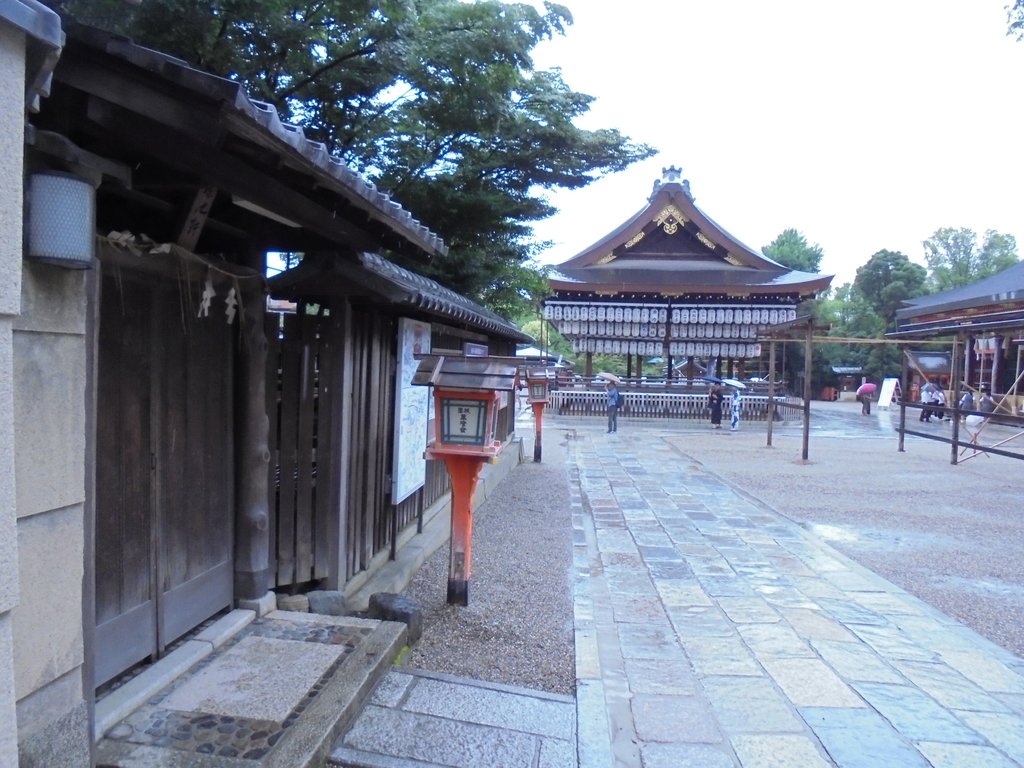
[{"left": 94, "top": 267, "right": 234, "bottom": 686}]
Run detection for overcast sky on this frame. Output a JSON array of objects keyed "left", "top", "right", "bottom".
[{"left": 528, "top": 0, "right": 1023, "bottom": 286}]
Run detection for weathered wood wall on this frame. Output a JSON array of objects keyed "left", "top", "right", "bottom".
[
  {"left": 95, "top": 263, "right": 234, "bottom": 686},
  {"left": 269, "top": 304, "right": 516, "bottom": 589}
]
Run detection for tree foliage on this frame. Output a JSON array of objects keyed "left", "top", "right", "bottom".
[
  {"left": 762, "top": 228, "right": 824, "bottom": 273},
  {"left": 854, "top": 249, "right": 928, "bottom": 327},
  {"left": 50, "top": 0, "right": 653, "bottom": 315},
  {"left": 922, "top": 227, "right": 1018, "bottom": 292}
]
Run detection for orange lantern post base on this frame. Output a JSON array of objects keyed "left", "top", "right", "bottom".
[
  {"left": 531, "top": 401, "right": 545, "bottom": 462},
  {"left": 438, "top": 452, "right": 488, "bottom": 605}
]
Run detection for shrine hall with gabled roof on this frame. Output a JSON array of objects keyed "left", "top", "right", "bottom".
[{"left": 543, "top": 167, "right": 833, "bottom": 378}]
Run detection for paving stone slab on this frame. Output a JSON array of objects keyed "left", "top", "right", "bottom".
[
  {"left": 762, "top": 657, "right": 864, "bottom": 708},
  {"left": 639, "top": 743, "right": 737, "bottom": 768},
  {"left": 702, "top": 675, "right": 804, "bottom": 734},
  {"left": 800, "top": 707, "right": 930, "bottom": 768},
  {"left": 916, "top": 740, "right": 1020, "bottom": 768},
  {"left": 731, "top": 734, "right": 833, "bottom": 768},
  {"left": 401, "top": 676, "right": 574, "bottom": 740},
  {"left": 851, "top": 682, "right": 986, "bottom": 744}
]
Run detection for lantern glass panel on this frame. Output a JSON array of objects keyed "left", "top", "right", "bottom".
[
  {"left": 439, "top": 397, "right": 489, "bottom": 446},
  {"left": 529, "top": 383, "right": 546, "bottom": 400}
]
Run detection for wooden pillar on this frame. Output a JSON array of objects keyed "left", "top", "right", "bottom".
[
  {"left": 234, "top": 259, "right": 272, "bottom": 600},
  {"left": 801, "top": 325, "right": 812, "bottom": 461},
  {"left": 949, "top": 334, "right": 965, "bottom": 465},
  {"left": 443, "top": 454, "right": 486, "bottom": 605},
  {"left": 767, "top": 342, "right": 776, "bottom": 447},
  {"left": 585, "top": 352, "right": 593, "bottom": 379},
  {"left": 898, "top": 346, "right": 909, "bottom": 453}
]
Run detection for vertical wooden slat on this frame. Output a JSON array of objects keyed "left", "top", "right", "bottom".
[
  {"left": 96, "top": 269, "right": 153, "bottom": 624},
  {"left": 294, "top": 312, "right": 318, "bottom": 583},
  {"left": 276, "top": 313, "right": 302, "bottom": 585},
  {"left": 369, "top": 318, "right": 389, "bottom": 555},
  {"left": 265, "top": 313, "right": 281, "bottom": 583},
  {"left": 335, "top": 300, "right": 354, "bottom": 585},
  {"left": 348, "top": 313, "right": 370, "bottom": 576},
  {"left": 314, "top": 310, "right": 336, "bottom": 582}
]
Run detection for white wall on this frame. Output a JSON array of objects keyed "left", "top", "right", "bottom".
[{"left": 0, "top": 20, "right": 27, "bottom": 768}]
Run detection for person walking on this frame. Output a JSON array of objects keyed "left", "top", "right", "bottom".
[
  {"left": 979, "top": 385, "right": 995, "bottom": 414},
  {"left": 933, "top": 387, "right": 946, "bottom": 421},
  {"left": 606, "top": 381, "right": 620, "bottom": 433},
  {"left": 708, "top": 383, "right": 723, "bottom": 429},
  {"left": 729, "top": 387, "right": 742, "bottom": 431},
  {"left": 859, "top": 392, "right": 871, "bottom": 415}
]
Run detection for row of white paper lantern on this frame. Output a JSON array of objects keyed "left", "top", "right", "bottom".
[
  {"left": 544, "top": 304, "right": 796, "bottom": 325},
  {"left": 572, "top": 339, "right": 762, "bottom": 357},
  {"left": 669, "top": 342, "right": 762, "bottom": 358},
  {"left": 671, "top": 307, "right": 796, "bottom": 325},
  {"left": 553, "top": 321, "right": 765, "bottom": 340},
  {"left": 544, "top": 304, "right": 666, "bottom": 322}
]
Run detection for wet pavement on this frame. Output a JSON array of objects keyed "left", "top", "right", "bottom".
[
  {"left": 568, "top": 405, "right": 1024, "bottom": 767},
  {"left": 336, "top": 402, "right": 1024, "bottom": 767}
]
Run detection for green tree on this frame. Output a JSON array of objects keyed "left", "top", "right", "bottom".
[
  {"left": 922, "top": 227, "right": 1018, "bottom": 292},
  {"left": 51, "top": 0, "right": 654, "bottom": 316},
  {"left": 814, "top": 283, "right": 873, "bottom": 375},
  {"left": 762, "top": 228, "right": 824, "bottom": 273},
  {"left": 854, "top": 249, "right": 928, "bottom": 327}
]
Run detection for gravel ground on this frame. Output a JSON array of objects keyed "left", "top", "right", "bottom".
[{"left": 400, "top": 429, "right": 576, "bottom": 696}]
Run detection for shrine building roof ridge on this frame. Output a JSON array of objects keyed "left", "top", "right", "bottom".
[
  {"left": 557, "top": 166, "right": 786, "bottom": 272},
  {"left": 549, "top": 166, "right": 833, "bottom": 300},
  {"left": 896, "top": 260, "right": 1024, "bottom": 320}
]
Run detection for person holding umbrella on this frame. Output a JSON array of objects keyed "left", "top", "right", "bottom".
[
  {"left": 728, "top": 385, "right": 742, "bottom": 431},
  {"left": 599, "top": 373, "right": 622, "bottom": 433},
  {"left": 856, "top": 381, "right": 876, "bottom": 415},
  {"left": 708, "top": 382, "right": 724, "bottom": 428}
]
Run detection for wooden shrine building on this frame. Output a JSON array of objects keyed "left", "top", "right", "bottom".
[
  {"left": 893, "top": 260, "right": 1024, "bottom": 413},
  {"left": 544, "top": 167, "right": 833, "bottom": 380}
]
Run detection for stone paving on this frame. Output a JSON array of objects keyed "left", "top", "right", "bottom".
[
  {"left": 332, "top": 670, "right": 576, "bottom": 767},
  {"left": 568, "top": 416, "right": 1024, "bottom": 767}
]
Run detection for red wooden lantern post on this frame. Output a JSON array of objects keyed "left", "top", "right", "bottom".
[
  {"left": 526, "top": 370, "right": 552, "bottom": 462},
  {"left": 413, "top": 356, "right": 517, "bottom": 605}
]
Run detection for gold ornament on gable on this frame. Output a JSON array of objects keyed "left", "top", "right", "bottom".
[
  {"left": 697, "top": 232, "right": 716, "bottom": 250},
  {"left": 654, "top": 204, "right": 688, "bottom": 235},
  {"left": 624, "top": 231, "right": 646, "bottom": 249}
]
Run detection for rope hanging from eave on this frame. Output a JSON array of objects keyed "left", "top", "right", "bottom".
[{"left": 96, "top": 231, "right": 268, "bottom": 338}]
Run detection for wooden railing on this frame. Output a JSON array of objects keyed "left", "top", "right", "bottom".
[{"left": 548, "top": 389, "right": 796, "bottom": 421}]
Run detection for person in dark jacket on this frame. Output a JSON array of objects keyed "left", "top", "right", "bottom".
[{"left": 708, "top": 383, "right": 723, "bottom": 428}]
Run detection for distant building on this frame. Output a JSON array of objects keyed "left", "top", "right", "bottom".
[{"left": 543, "top": 166, "right": 832, "bottom": 380}]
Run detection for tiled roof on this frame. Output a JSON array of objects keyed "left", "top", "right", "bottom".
[{"left": 69, "top": 22, "right": 446, "bottom": 259}]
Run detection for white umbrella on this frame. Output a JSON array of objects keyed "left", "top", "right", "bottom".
[{"left": 596, "top": 371, "right": 622, "bottom": 385}]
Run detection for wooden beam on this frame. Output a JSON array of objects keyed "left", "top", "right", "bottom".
[{"left": 176, "top": 186, "right": 218, "bottom": 252}]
